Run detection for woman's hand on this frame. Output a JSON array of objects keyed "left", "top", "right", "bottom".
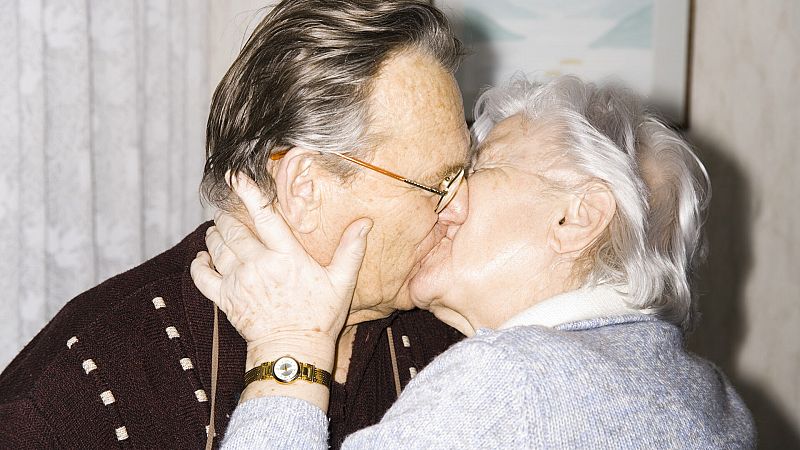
[{"left": 190, "top": 173, "right": 372, "bottom": 371}]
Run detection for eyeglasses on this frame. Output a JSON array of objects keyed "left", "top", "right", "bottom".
[{"left": 270, "top": 150, "right": 464, "bottom": 213}]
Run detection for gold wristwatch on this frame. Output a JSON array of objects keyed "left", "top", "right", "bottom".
[{"left": 243, "top": 356, "right": 332, "bottom": 389}]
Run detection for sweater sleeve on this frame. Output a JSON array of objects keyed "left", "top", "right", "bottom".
[
  {"left": 0, "top": 397, "right": 61, "bottom": 448},
  {"left": 222, "top": 396, "right": 329, "bottom": 449},
  {"left": 222, "top": 338, "right": 529, "bottom": 449}
]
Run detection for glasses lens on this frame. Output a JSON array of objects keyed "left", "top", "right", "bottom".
[{"left": 434, "top": 168, "right": 465, "bottom": 213}]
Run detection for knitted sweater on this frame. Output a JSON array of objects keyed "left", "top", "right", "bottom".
[
  {"left": 0, "top": 222, "right": 463, "bottom": 449},
  {"left": 223, "top": 289, "right": 756, "bottom": 449}
]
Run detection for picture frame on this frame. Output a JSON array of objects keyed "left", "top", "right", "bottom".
[{"left": 433, "top": 0, "right": 691, "bottom": 126}]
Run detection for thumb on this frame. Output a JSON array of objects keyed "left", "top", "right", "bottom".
[
  {"left": 327, "top": 218, "right": 373, "bottom": 293},
  {"left": 190, "top": 251, "right": 225, "bottom": 308}
]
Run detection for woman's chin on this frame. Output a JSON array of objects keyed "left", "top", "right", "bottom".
[{"left": 408, "top": 238, "right": 453, "bottom": 310}]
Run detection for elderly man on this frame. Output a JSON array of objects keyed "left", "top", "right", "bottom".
[{"left": 0, "top": 1, "right": 469, "bottom": 448}]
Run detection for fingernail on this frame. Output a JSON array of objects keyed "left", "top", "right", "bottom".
[
  {"left": 206, "top": 226, "right": 214, "bottom": 235},
  {"left": 360, "top": 220, "right": 373, "bottom": 237},
  {"left": 196, "top": 251, "right": 204, "bottom": 258},
  {"left": 224, "top": 170, "right": 232, "bottom": 187}
]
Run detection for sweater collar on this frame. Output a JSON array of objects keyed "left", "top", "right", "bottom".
[{"left": 498, "top": 284, "right": 643, "bottom": 330}]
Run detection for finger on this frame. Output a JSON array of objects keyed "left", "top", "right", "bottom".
[
  {"left": 229, "top": 172, "right": 298, "bottom": 253},
  {"left": 327, "top": 218, "right": 373, "bottom": 294},
  {"left": 190, "top": 251, "right": 225, "bottom": 309},
  {"left": 205, "top": 226, "right": 240, "bottom": 276},
  {"left": 213, "top": 211, "right": 264, "bottom": 261}
]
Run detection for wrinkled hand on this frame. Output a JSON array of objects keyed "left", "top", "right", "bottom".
[{"left": 190, "top": 173, "right": 373, "bottom": 351}]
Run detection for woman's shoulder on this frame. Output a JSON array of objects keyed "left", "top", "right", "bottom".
[
  {"left": 407, "top": 330, "right": 526, "bottom": 384},
  {"left": 420, "top": 317, "right": 668, "bottom": 373},
  {"left": 491, "top": 314, "right": 680, "bottom": 356},
  {"left": 371, "top": 330, "right": 538, "bottom": 448},
  {"left": 464, "top": 318, "right": 754, "bottom": 448}
]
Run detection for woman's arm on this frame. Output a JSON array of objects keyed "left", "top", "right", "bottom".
[{"left": 222, "top": 338, "right": 531, "bottom": 449}]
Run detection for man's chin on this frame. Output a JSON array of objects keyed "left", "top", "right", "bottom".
[{"left": 391, "top": 282, "right": 419, "bottom": 312}]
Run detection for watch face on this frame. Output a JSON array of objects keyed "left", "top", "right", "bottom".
[{"left": 272, "top": 356, "right": 300, "bottom": 383}]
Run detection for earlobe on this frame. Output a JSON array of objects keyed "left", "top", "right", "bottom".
[
  {"left": 548, "top": 184, "right": 616, "bottom": 255},
  {"left": 273, "top": 148, "right": 323, "bottom": 234}
]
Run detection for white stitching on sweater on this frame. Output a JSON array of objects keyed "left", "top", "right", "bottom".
[
  {"left": 115, "top": 426, "right": 129, "bottom": 441},
  {"left": 195, "top": 389, "right": 208, "bottom": 402},
  {"left": 152, "top": 296, "right": 166, "bottom": 309},
  {"left": 82, "top": 359, "right": 97, "bottom": 374},
  {"left": 70, "top": 338, "right": 129, "bottom": 443},
  {"left": 152, "top": 294, "right": 212, "bottom": 426},
  {"left": 165, "top": 326, "right": 180, "bottom": 339},
  {"left": 402, "top": 335, "right": 411, "bottom": 347},
  {"left": 409, "top": 367, "right": 418, "bottom": 378},
  {"left": 100, "top": 390, "right": 116, "bottom": 405}
]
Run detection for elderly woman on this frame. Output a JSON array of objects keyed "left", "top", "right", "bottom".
[{"left": 191, "top": 76, "right": 756, "bottom": 448}]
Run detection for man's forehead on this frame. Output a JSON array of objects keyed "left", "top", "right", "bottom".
[
  {"left": 363, "top": 50, "right": 469, "bottom": 181},
  {"left": 368, "top": 52, "right": 462, "bottom": 134},
  {"left": 409, "top": 127, "right": 469, "bottom": 183}
]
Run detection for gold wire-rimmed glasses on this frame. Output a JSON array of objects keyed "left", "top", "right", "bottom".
[{"left": 270, "top": 149, "right": 465, "bottom": 213}]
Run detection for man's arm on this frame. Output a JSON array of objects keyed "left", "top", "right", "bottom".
[{"left": 0, "top": 398, "right": 61, "bottom": 448}]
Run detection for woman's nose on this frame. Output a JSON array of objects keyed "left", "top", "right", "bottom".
[{"left": 437, "top": 180, "right": 468, "bottom": 226}]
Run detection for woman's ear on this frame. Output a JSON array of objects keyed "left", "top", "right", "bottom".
[
  {"left": 272, "top": 147, "right": 323, "bottom": 234},
  {"left": 547, "top": 182, "right": 616, "bottom": 254}
]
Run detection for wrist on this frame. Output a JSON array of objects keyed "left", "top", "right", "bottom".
[{"left": 245, "top": 331, "right": 337, "bottom": 372}]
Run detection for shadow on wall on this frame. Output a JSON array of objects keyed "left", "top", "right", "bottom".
[
  {"left": 687, "top": 133, "right": 800, "bottom": 449},
  {"left": 451, "top": 13, "right": 498, "bottom": 121}
]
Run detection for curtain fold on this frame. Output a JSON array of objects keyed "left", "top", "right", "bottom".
[{"left": 0, "top": 0, "right": 211, "bottom": 369}]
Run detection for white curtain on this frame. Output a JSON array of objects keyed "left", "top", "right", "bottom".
[{"left": 0, "top": 0, "right": 212, "bottom": 369}]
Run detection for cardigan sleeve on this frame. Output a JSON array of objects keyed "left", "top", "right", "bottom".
[
  {"left": 0, "top": 397, "right": 62, "bottom": 448},
  {"left": 222, "top": 337, "right": 530, "bottom": 449}
]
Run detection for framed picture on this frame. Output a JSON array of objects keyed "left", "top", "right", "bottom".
[{"left": 434, "top": 0, "right": 691, "bottom": 125}]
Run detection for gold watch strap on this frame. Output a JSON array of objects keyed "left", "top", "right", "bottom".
[
  {"left": 243, "top": 358, "right": 332, "bottom": 389},
  {"left": 299, "top": 363, "right": 333, "bottom": 387},
  {"left": 243, "top": 361, "right": 274, "bottom": 387}
]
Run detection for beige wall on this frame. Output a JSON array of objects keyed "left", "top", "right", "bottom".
[
  {"left": 207, "top": 0, "right": 800, "bottom": 445},
  {"left": 208, "top": 0, "right": 269, "bottom": 99},
  {"left": 687, "top": 0, "right": 800, "bottom": 447}
]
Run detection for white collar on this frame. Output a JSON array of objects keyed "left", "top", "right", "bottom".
[{"left": 498, "top": 284, "right": 643, "bottom": 330}]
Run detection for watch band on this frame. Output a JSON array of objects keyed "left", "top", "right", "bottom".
[{"left": 243, "top": 356, "right": 332, "bottom": 389}]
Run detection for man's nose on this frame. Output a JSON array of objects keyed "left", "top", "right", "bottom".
[{"left": 437, "top": 180, "right": 468, "bottom": 226}]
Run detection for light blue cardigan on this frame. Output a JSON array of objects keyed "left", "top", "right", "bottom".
[{"left": 222, "top": 288, "right": 756, "bottom": 449}]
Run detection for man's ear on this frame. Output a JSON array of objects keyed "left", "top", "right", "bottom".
[
  {"left": 272, "top": 147, "right": 323, "bottom": 234},
  {"left": 547, "top": 182, "right": 616, "bottom": 254}
]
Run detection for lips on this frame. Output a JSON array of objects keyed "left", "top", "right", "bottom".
[
  {"left": 418, "top": 235, "right": 452, "bottom": 269},
  {"left": 402, "top": 223, "right": 448, "bottom": 283}
]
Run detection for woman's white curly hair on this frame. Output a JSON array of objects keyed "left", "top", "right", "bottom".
[{"left": 472, "top": 75, "right": 711, "bottom": 332}]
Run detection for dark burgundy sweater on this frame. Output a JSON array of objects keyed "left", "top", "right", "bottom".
[{"left": 0, "top": 222, "right": 463, "bottom": 449}]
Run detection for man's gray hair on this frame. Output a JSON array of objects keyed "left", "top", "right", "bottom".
[
  {"left": 473, "top": 76, "right": 710, "bottom": 332},
  {"left": 202, "top": 0, "right": 462, "bottom": 210}
]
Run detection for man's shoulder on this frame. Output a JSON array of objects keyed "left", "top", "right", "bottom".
[
  {"left": 2, "top": 221, "right": 213, "bottom": 374},
  {"left": 0, "top": 222, "right": 218, "bottom": 446},
  {"left": 84, "top": 220, "right": 214, "bottom": 308}
]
